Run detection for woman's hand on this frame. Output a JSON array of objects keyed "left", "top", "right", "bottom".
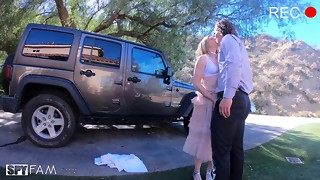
[{"left": 208, "top": 92, "right": 216, "bottom": 103}]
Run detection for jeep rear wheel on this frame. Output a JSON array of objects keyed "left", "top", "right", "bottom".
[{"left": 22, "top": 94, "right": 76, "bottom": 148}]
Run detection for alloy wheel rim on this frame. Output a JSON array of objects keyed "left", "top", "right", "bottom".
[{"left": 31, "top": 105, "right": 65, "bottom": 139}]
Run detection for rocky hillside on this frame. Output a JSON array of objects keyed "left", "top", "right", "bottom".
[{"left": 175, "top": 34, "right": 320, "bottom": 117}]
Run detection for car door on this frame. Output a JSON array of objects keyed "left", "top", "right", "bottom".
[
  {"left": 74, "top": 34, "right": 125, "bottom": 115},
  {"left": 124, "top": 44, "right": 174, "bottom": 116}
]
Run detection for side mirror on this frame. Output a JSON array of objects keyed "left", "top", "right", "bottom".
[
  {"left": 166, "top": 67, "right": 173, "bottom": 77},
  {"left": 155, "top": 69, "right": 165, "bottom": 78},
  {"left": 163, "top": 67, "right": 172, "bottom": 85}
]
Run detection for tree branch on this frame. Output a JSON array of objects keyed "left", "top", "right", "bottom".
[
  {"left": 124, "top": 14, "right": 177, "bottom": 27},
  {"left": 124, "top": 14, "right": 151, "bottom": 26},
  {"left": 162, "top": 17, "right": 208, "bottom": 28},
  {"left": 108, "top": 30, "right": 137, "bottom": 37},
  {"left": 116, "top": 20, "right": 124, "bottom": 36},
  {"left": 137, "top": 22, "right": 163, "bottom": 40},
  {"left": 84, "top": 4, "right": 109, "bottom": 30},
  {"left": 44, "top": 15, "right": 57, "bottom": 24},
  {"left": 93, "top": 8, "right": 121, "bottom": 33},
  {"left": 35, "top": 11, "right": 54, "bottom": 17},
  {"left": 111, "top": 13, "right": 209, "bottom": 41},
  {"left": 55, "top": 0, "right": 76, "bottom": 28}
]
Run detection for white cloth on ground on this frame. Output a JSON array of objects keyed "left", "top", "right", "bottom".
[{"left": 95, "top": 153, "right": 148, "bottom": 173}]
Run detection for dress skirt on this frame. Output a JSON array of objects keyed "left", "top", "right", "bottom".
[{"left": 183, "top": 91, "right": 216, "bottom": 162}]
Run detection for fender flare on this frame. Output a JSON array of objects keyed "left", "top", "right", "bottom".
[{"left": 16, "top": 75, "right": 91, "bottom": 115}]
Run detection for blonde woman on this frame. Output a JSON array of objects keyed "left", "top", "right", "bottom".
[{"left": 183, "top": 36, "right": 219, "bottom": 180}]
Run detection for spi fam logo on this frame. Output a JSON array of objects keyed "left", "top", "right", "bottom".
[
  {"left": 269, "top": 6, "right": 317, "bottom": 18},
  {"left": 6, "top": 164, "right": 57, "bottom": 176}
]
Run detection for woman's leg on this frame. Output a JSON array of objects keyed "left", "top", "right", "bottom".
[
  {"left": 194, "top": 158, "right": 202, "bottom": 172},
  {"left": 193, "top": 158, "right": 203, "bottom": 179}
]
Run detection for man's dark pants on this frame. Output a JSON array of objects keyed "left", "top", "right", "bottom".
[{"left": 211, "top": 90, "right": 250, "bottom": 180}]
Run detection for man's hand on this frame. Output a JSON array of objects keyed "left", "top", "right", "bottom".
[{"left": 219, "top": 98, "right": 233, "bottom": 118}]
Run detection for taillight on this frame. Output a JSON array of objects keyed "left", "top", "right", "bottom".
[{"left": 5, "top": 66, "right": 12, "bottom": 79}]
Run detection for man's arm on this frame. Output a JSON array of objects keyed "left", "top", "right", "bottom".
[{"left": 221, "top": 35, "right": 242, "bottom": 98}]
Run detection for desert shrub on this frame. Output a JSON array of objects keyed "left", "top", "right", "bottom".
[
  {"left": 174, "top": 66, "right": 193, "bottom": 83},
  {"left": 251, "top": 96, "right": 269, "bottom": 114},
  {"left": 285, "top": 81, "right": 295, "bottom": 90},
  {"left": 278, "top": 108, "right": 289, "bottom": 116},
  {"left": 293, "top": 111, "right": 316, "bottom": 117}
]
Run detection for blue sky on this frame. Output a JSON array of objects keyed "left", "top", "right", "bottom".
[{"left": 261, "top": 1, "right": 320, "bottom": 48}]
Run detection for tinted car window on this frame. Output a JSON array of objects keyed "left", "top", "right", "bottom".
[
  {"left": 23, "top": 29, "right": 74, "bottom": 61},
  {"left": 132, "top": 48, "right": 165, "bottom": 75},
  {"left": 81, "top": 37, "right": 121, "bottom": 68}
]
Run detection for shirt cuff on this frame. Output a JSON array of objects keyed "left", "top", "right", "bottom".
[{"left": 223, "top": 87, "right": 237, "bottom": 98}]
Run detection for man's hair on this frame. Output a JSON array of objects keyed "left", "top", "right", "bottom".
[{"left": 215, "top": 18, "right": 238, "bottom": 36}]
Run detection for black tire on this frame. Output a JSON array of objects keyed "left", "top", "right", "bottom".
[
  {"left": 21, "top": 94, "right": 76, "bottom": 148},
  {"left": 1, "top": 54, "right": 14, "bottom": 94},
  {"left": 183, "top": 112, "right": 192, "bottom": 134}
]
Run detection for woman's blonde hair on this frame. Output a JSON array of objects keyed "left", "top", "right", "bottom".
[{"left": 195, "top": 36, "right": 210, "bottom": 59}]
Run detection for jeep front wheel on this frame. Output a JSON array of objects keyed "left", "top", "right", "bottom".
[{"left": 22, "top": 94, "right": 76, "bottom": 148}]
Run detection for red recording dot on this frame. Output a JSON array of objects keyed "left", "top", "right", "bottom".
[{"left": 305, "top": 7, "right": 317, "bottom": 18}]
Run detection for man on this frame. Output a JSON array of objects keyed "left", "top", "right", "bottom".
[{"left": 211, "top": 18, "right": 253, "bottom": 180}]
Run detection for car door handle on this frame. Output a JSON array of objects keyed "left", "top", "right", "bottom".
[
  {"left": 80, "top": 70, "right": 95, "bottom": 77},
  {"left": 127, "top": 77, "right": 141, "bottom": 83}
]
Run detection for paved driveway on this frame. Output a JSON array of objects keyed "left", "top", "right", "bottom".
[{"left": 0, "top": 111, "right": 319, "bottom": 176}]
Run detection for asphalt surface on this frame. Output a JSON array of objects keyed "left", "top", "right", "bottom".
[{"left": 0, "top": 111, "right": 319, "bottom": 177}]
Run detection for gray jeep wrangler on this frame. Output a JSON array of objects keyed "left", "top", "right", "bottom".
[{"left": 1, "top": 24, "right": 196, "bottom": 147}]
